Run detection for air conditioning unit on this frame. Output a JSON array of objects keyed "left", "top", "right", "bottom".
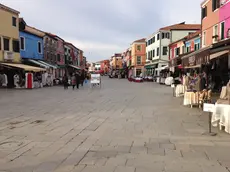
[{"left": 4, "top": 51, "right": 14, "bottom": 60}]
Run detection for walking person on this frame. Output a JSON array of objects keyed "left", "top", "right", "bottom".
[
  {"left": 75, "top": 72, "right": 80, "bottom": 89},
  {"left": 71, "top": 74, "right": 76, "bottom": 90},
  {"left": 80, "top": 70, "right": 85, "bottom": 87},
  {"left": 63, "top": 74, "right": 68, "bottom": 89}
]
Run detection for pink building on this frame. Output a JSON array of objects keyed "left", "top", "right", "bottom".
[{"left": 220, "top": 1, "right": 230, "bottom": 39}]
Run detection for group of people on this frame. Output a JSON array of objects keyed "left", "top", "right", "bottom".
[{"left": 62, "top": 71, "right": 86, "bottom": 90}]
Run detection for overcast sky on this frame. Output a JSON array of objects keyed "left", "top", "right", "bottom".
[{"left": 1, "top": 0, "right": 201, "bottom": 62}]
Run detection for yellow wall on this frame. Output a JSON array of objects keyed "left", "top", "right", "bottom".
[{"left": 0, "top": 7, "right": 20, "bottom": 63}]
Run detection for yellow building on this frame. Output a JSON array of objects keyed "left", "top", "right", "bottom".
[{"left": 0, "top": 3, "right": 20, "bottom": 63}]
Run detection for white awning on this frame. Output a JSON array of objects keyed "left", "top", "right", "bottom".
[
  {"left": 27, "top": 59, "right": 49, "bottom": 68},
  {"left": 155, "top": 65, "right": 169, "bottom": 71},
  {"left": 38, "top": 60, "right": 58, "bottom": 69},
  {"left": 210, "top": 50, "right": 229, "bottom": 60},
  {"left": 184, "top": 65, "right": 201, "bottom": 69}
]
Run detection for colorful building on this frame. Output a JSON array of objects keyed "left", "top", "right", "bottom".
[
  {"left": 145, "top": 22, "right": 200, "bottom": 76},
  {"left": 55, "top": 36, "right": 65, "bottom": 77},
  {"left": 19, "top": 25, "right": 45, "bottom": 60},
  {"left": 0, "top": 4, "right": 20, "bottom": 63},
  {"left": 130, "top": 38, "right": 146, "bottom": 77},
  {"left": 169, "top": 31, "right": 201, "bottom": 69}
]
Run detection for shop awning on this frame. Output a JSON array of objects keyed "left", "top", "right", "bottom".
[
  {"left": 38, "top": 60, "right": 58, "bottom": 69},
  {"left": 0, "top": 63, "right": 46, "bottom": 72},
  {"left": 68, "top": 64, "right": 81, "bottom": 70},
  {"left": 210, "top": 50, "right": 229, "bottom": 60},
  {"left": 27, "top": 59, "right": 49, "bottom": 68}
]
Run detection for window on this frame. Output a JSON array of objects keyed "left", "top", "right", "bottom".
[
  {"left": 157, "top": 34, "right": 160, "bottom": 40},
  {"left": 220, "top": 22, "right": 225, "bottom": 40},
  {"left": 150, "top": 50, "right": 152, "bottom": 58},
  {"left": 152, "top": 49, "right": 155, "bottom": 57},
  {"left": 176, "top": 48, "right": 180, "bottom": 56},
  {"left": 38, "top": 42, "right": 42, "bottom": 53},
  {"left": 57, "top": 54, "right": 61, "bottom": 61},
  {"left": 12, "top": 17, "right": 16, "bottom": 27},
  {"left": 202, "top": 6, "right": 207, "bottom": 19},
  {"left": 146, "top": 42, "right": 147, "bottom": 47},
  {"left": 13, "top": 40, "right": 19, "bottom": 52},
  {"left": 137, "top": 45, "right": 141, "bottom": 51},
  {"left": 182, "top": 45, "right": 185, "bottom": 54},
  {"left": 157, "top": 47, "right": 159, "bottom": 56},
  {"left": 166, "top": 33, "right": 170, "bottom": 39},
  {"left": 212, "top": 0, "right": 220, "bottom": 11},
  {"left": 163, "top": 46, "right": 167, "bottom": 55},
  {"left": 3, "top": 38, "right": 9, "bottom": 51},
  {"left": 186, "top": 46, "right": 191, "bottom": 53},
  {"left": 137, "top": 56, "right": 141, "bottom": 65},
  {"left": 148, "top": 40, "right": 150, "bottom": 45},
  {"left": 20, "top": 37, "right": 25, "bottom": 50},
  {"left": 213, "top": 25, "right": 218, "bottom": 43},
  {"left": 150, "top": 38, "right": 153, "bottom": 44},
  {"left": 195, "top": 43, "right": 200, "bottom": 51},
  {"left": 153, "top": 36, "right": 155, "bottom": 43},
  {"left": 148, "top": 51, "right": 150, "bottom": 60},
  {"left": 202, "top": 31, "right": 206, "bottom": 47},
  {"left": 162, "top": 33, "right": 165, "bottom": 39}
]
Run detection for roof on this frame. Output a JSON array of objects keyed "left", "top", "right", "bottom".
[
  {"left": 0, "top": 3, "right": 20, "bottom": 14},
  {"left": 19, "top": 18, "right": 26, "bottom": 25},
  {"left": 24, "top": 25, "right": 45, "bottom": 37},
  {"left": 160, "top": 22, "right": 201, "bottom": 31},
  {"left": 133, "top": 38, "right": 146, "bottom": 43}
]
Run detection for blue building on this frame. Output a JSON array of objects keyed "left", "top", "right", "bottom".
[
  {"left": 19, "top": 26, "right": 44, "bottom": 60},
  {"left": 185, "top": 32, "right": 201, "bottom": 53}
]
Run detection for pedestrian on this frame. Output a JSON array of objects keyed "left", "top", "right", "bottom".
[
  {"left": 80, "top": 70, "right": 85, "bottom": 87},
  {"left": 71, "top": 74, "right": 76, "bottom": 90},
  {"left": 63, "top": 74, "right": 68, "bottom": 89},
  {"left": 75, "top": 72, "right": 80, "bottom": 89}
]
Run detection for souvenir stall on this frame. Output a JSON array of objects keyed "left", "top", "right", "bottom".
[
  {"left": 181, "top": 47, "right": 210, "bottom": 108},
  {"left": 155, "top": 66, "right": 169, "bottom": 84}
]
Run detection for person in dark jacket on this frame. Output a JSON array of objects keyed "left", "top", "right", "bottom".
[
  {"left": 75, "top": 72, "right": 80, "bottom": 89},
  {"left": 63, "top": 74, "right": 68, "bottom": 89},
  {"left": 80, "top": 71, "right": 85, "bottom": 87}
]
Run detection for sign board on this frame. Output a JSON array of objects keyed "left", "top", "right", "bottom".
[
  {"left": 203, "top": 103, "right": 215, "bottom": 113},
  {"left": 91, "top": 74, "right": 100, "bottom": 84},
  {"left": 188, "top": 56, "right": 195, "bottom": 66}
]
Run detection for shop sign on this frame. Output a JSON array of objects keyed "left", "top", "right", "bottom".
[{"left": 188, "top": 56, "right": 195, "bottom": 66}]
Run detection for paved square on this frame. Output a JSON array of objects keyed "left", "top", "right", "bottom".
[{"left": 0, "top": 78, "right": 230, "bottom": 172}]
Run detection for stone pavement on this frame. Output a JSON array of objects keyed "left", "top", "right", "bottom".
[{"left": 0, "top": 77, "right": 230, "bottom": 172}]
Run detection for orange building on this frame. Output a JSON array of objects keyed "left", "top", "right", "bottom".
[
  {"left": 130, "top": 38, "right": 146, "bottom": 77},
  {"left": 201, "top": 0, "right": 220, "bottom": 47},
  {"left": 111, "top": 53, "right": 123, "bottom": 70}
]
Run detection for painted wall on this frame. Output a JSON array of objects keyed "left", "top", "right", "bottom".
[
  {"left": 201, "top": 0, "right": 219, "bottom": 47},
  {"left": 56, "top": 38, "right": 65, "bottom": 65},
  {"left": 20, "top": 31, "right": 44, "bottom": 59},
  {"left": 131, "top": 42, "right": 146, "bottom": 66},
  {"left": 43, "top": 35, "right": 57, "bottom": 63},
  {"left": 171, "top": 30, "right": 197, "bottom": 43},
  {"left": 0, "top": 7, "right": 20, "bottom": 62},
  {"left": 169, "top": 44, "right": 177, "bottom": 60},
  {"left": 220, "top": 1, "right": 230, "bottom": 39}
]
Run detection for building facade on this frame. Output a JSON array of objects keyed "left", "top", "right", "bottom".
[
  {"left": 131, "top": 38, "right": 146, "bottom": 77},
  {"left": 219, "top": 0, "right": 230, "bottom": 39},
  {"left": 19, "top": 25, "right": 45, "bottom": 60},
  {"left": 55, "top": 36, "right": 65, "bottom": 77},
  {"left": 145, "top": 22, "right": 200, "bottom": 76},
  {"left": 43, "top": 33, "right": 57, "bottom": 64},
  {"left": 0, "top": 4, "right": 20, "bottom": 63}
]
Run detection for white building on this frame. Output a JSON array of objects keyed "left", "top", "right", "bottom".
[{"left": 145, "top": 22, "right": 200, "bottom": 76}]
